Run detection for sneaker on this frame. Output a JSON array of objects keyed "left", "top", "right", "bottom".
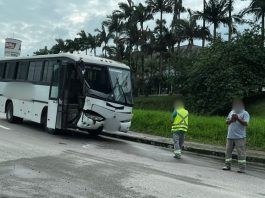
[
  {"left": 237, "top": 169, "right": 246, "bottom": 174},
  {"left": 174, "top": 155, "right": 181, "bottom": 159},
  {"left": 222, "top": 166, "right": 231, "bottom": 171}
]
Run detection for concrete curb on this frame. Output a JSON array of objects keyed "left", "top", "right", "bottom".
[{"left": 101, "top": 131, "right": 265, "bottom": 164}]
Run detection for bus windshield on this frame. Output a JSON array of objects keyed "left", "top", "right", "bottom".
[
  {"left": 109, "top": 68, "right": 133, "bottom": 105},
  {"left": 83, "top": 64, "right": 133, "bottom": 105}
]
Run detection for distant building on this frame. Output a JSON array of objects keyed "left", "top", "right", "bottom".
[{"left": 4, "top": 38, "right": 22, "bottom": 57}]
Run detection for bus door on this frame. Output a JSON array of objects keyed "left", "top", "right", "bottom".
[
  {"left": 61, "top": 63, "right": 83, "bottom": 128},
  {"left": 47, "top": 63, "right": 61, "bottom": 129}
]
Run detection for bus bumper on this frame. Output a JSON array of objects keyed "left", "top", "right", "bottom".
[
  {"left": 76, "top": 113, "right": 131, "bottom": 133},
  {"left": 119, "top": 121, "right": 131, "bottom": 132}
]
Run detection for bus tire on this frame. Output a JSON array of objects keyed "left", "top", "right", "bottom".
[
  {"left": 6, "top": 102, "right": 23, "bottom": 123},
  {"left": 89, "top": 127, "right": 103, "bottom": 137},
  {"left": 41, "top": 109, "right": 58, "bottom": 135},
  {"left": 47, "top": 128, "right": 58, "bottom": 135}
]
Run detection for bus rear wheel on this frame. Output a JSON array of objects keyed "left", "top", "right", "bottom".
[{"left": 6, "top": 102, "right": 23, "bottom": 123}]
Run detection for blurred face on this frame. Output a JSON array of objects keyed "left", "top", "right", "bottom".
[
  {"left": 174, "top": 100, "right": 184, "bottom": 109},
  {"left": 233, "top": 101, "right": 244, "bottom": 113}
]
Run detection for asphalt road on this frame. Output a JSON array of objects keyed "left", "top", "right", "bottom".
[{"left": 0, "top": 114, "right": 264, "bottom": 198}]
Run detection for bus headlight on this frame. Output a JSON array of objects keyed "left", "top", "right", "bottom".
[{"left": 84, "top": 110, "right": 105, "bottom": 122}]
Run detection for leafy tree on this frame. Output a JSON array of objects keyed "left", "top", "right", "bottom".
[
  {"left": 241, "top": 0, "right": 265, "bottom": 45},
  {"left": 185, "top": 28, "right": 265, "bottom": 114}
]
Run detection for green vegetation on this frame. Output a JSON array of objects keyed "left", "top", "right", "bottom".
[
  {"left": 131, "top": 109, "right": 265, "bottom": 150},
  {"left": 134, "top": 96, "right": 176, "bottom": 111},
  {"left": 183, "top": 31, "right": 265, "bottom": 114},
  {"left": 134, "top": 95, "right": 265, "bottom": 116},
  {"left": 248, "top": 99, "right": 265, "bottom": 117}
]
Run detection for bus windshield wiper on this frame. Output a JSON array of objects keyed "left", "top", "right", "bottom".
[
  {"left": 119, "top": 81, "right": 128, "bottom": 105},
  {"left": 109, "top": 77, "right": 127, "bottom": 104}
]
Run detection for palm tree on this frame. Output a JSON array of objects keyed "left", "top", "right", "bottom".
[
  {"left": 146, "top": 0, "right": 173, "bottom": 37},
  {"left": 194, "top": 0, "right": 230, "bottom": 39},
  {"left": 176, "top": 9, "right": 210, "bottom": 47},
  {"left": 50, "top": 39, "right": 66, "bottom": 54},
  {"left": 88, "top": 34, "right": 99, "bottom": 56},
  {"left": 115, "top": 0, "right": 134, "bottom": 20},
  {"left": 115, "top": 0, "right": 137, "bottom": 67},
  {"left": 123, "top": 20, "right": 140, "bottom": 68},
  {"left": 103, "top": 12, "right": 124, "bottom": 43},
  {"left": 202, "top": 0, "right": 206, "bottom": 47},
  {"left": 241, "top": 0, "right": 265, "bottom": 45},
  {"left": 146, "top": 0, "right": 173, "bottom": 86},
  {"left": 171, "top": 0, "right": 186, "bottom": 49},
  {"left": 133, "top": 3, "right": 154, "bottom": 81},
  {"left": 228, "top": 0, "right": 233, "bottom": 41},
  {"left": 65, "top": 39, "right": 80, "bottom": 54},
  {"left": 95, "top": 25, "right": 113, "bottom": 57},
  {"left": 77, "top": 30, "right": 90, "bottom": 55},
  {"left": 33, "top": 46, "right": 50, "bottom": 55},
  {"left": 172, "top": 0, "right": 185, "bottom": 25},
  {"left": 133, "top": 3, "right": 153, "bottom": 35}
]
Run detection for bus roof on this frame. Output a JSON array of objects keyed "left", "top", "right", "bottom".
[{"left": 0, "top": 53, "right": 130, "bottom": 70}]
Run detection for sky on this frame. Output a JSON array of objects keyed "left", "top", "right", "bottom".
[{"left": 0, "top": 0, "right": 252, "bottom": 57}]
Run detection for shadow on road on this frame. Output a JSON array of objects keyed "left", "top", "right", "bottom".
[{"left": 0, "top": 118, "right": 127, "bottom": 146}]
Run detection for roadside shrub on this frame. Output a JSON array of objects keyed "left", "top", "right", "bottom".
[{"left": 184, "top": 29, "right": 265, "bottom": 114}]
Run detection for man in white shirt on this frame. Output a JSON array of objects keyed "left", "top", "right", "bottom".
[{"left": 222, "top": 99, "right": 250, "bottom": 173}]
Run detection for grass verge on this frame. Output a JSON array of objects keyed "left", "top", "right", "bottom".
[{"left": 131, "top": 109, "right": 265, "bottom": 151}]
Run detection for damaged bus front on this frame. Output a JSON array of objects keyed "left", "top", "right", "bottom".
[{"left": 75, "top": 59, "right": 133, "bottom": 134}]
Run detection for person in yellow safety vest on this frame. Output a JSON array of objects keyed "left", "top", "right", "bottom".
[{"left": 170, "top": 97, "right": 189, "bottom": 159}]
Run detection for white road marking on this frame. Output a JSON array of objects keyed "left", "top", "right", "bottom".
[{"left": 0, "top": 125, "right": 10, "bottom": 130}]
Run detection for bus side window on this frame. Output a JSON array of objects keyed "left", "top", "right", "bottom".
[
  {"left": 16, "top": 62, "right": 29, "bottom": 81},
  {"left": 42, "top": 61, "right": 54, "bottom": 83},
  {"left": 0, "top": 62, "right": 5, "bottom": 79},
  {"left": 28, "top": 62, "right": 35, "bottom": 81},
  {"left": 28, "top": 61, "right": 44, "bottom": 82},
  {"left": 33, "top": 61, "right": 43, "bottom": 82},
  {"left": 5, "top": 62, "right": 17, "bottom": 80}
]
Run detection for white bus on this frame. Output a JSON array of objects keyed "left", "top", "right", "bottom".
[{"left": 0, "top": 54, "right": 133, "bottom": 135}]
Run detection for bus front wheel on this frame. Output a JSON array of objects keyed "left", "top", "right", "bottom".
[
  {"left": 6, "top": 102, "right": 23, "bottom": 123},
  {"left": 89, "top": 127, "right": 103, "bottom": 137}
]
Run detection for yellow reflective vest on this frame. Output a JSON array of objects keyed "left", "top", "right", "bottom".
[{"left": 171, "top": 108, "right": 189, "bottom": 132}]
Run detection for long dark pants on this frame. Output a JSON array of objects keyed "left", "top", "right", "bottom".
[
  {"left": 173, "top": 131, "right": 185, "bottom": 156},
  {"left": 225, "top": 138, "right": 246, "bottom": 170}
]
